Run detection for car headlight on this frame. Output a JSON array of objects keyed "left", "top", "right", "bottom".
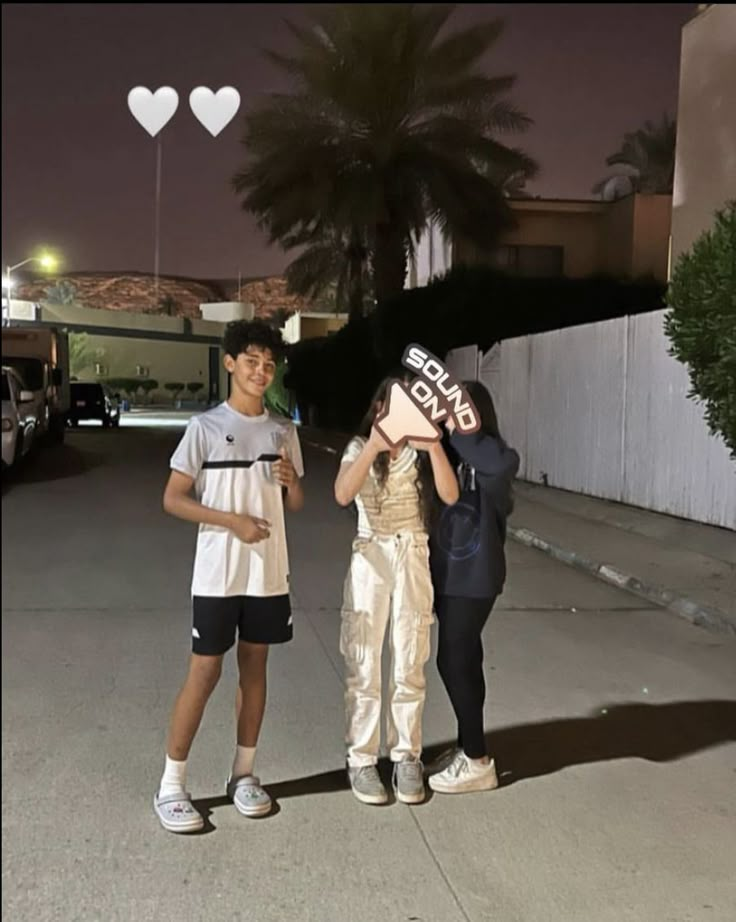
[{"left": 2, "top": 418, "right": 13, "bottom": 432}]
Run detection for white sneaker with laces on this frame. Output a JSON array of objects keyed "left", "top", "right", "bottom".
[{"left": 428, "top": 751, "right": 499, "bottom": 794}]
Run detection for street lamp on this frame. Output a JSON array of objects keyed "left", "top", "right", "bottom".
[{"left": 2, "top": 252, "right": 58, "bottom": 326}]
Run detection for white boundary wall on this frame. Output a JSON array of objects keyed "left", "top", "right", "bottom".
[{"left": 448, "top": 314, "right": 735, "bottom": 528}]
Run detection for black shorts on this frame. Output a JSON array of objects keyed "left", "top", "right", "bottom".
[{"left": 191, "top": 594, "right": 293, "bottom": 655}]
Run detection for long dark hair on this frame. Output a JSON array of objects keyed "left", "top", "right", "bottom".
[
  {"left": 459, "top": 379, "right": 514, "bottom": 515},
  {"left": 464, "top": 380, "right": 502, "bottom": 439},
  {"left": 356, "top": 374, "right": 436, "bottom": 530}
]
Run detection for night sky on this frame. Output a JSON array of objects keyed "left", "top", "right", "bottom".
[{"left": 2, "top": 3, "right": 694, "bottom": 280}]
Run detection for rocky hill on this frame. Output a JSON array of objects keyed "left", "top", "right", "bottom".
[{"left": 16, "top": 271, "right": 314, "bottom": 321}]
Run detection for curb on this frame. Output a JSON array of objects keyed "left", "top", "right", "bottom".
[{"left": 509, "top": 526, "right": 736, "bottom": 636}]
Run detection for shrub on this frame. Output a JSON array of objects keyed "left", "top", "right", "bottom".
[
  {"left": 164, "top": 382, "right": 185, "bottom": 403},
  {"left": 139, "top": 379, "right": 159, "bottom": 403},
  {"left": 664, "top": 201, "right": 736, "bottom": 458}
]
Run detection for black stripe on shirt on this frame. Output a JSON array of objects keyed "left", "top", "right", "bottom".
[{"left": 202, "top": 453, "right": 281, "bottom": 470}]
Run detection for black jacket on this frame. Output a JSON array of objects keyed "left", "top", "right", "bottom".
[{"left": 430, "top": 431, "right": 520, "bottom": 599}]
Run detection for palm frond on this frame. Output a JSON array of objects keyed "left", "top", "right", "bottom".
[{"left": 234, "top": 4, "right": 535, "bottom": 303}]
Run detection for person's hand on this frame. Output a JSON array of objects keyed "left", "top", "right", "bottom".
[
  {"left": 368, "top": 425, "right": 392, "bottom": 454},
  {"left": 273, "top": 451, "right": 297, "bottom": 488},
  {"left": 410, "top": 437, "right": 445, "bottom": 456},
  {"left": 230, "top": 513, "right": 271, "bottom": 544}
]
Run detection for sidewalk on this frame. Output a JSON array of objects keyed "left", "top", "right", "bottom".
[
  {"left": 302, "top": 428, "right": 736, "bottom": 635},
  {"left": 510, "top": 482, "right": 736, "bottom": 635}
]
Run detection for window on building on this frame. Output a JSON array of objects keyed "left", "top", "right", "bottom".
[{"left": 490, "top": 245, "right": 564, "bottom": 277}]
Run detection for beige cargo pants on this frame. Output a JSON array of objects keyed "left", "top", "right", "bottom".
[{"left": 340, "top": 532, "right": 435, "bottom": 767}]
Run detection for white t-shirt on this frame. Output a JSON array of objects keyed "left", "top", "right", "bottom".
[
  {"left": 170, "top": 403, "right": 304, "bottom": 598},
  {"left": 342, "top": 437, "right": 425, "bottom": 538}
]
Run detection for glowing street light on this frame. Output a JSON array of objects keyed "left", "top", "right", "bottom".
[
  {"left": 6, "top": 252, "right": 58, "bottom": 276},
  {"left": 2, "top": 251, "right": 59, "bottom": 325}
]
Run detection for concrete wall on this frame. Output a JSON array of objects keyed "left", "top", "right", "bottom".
[
  {"left": 418, "top": 195, "right": 671, "bottom": 285},
  {"left": 199, "top": 302, "right": 254, "bottom": 323},
  {"left": 450, "top": 311, "right": 735, "bottom": 528},
  {"left": 40, "top": 302, "right": 182, "bottom": 335},
  {"left": 301, "top": 315, "right": 349, "bottom": 338},
  {"left": 482, "top": 314, "right": 735, "bottom": 528},
  {"left": 631, "top": 195, "right": 673, "bottom": 280},
  {"left": 71, "top": 334, "right": 213, "bottom": 404},
  {"left": 463, "top": 202, "right": 605, "bottom": 279},
  {"left": 282, "top": 312, "right": 349, "bottom": 344},
  {"left": 671, "top": 4, "right": 736, "bottom": 262},
  {"left": 29, "top": 300, "right": 228, "bottom": 405},
  {"left": 601, "top": 194, "right": 636, "bottom": 277}
]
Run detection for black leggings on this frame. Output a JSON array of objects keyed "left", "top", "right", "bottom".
[{"left": 435, "top": 595, "right": 496, "bottom": 759}]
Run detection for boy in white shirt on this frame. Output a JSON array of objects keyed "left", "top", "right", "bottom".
[{"left": 154, "top": 320, "right": 304, "bottom": 833}]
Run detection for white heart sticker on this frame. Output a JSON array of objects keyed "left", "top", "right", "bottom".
[
  {"left": 127, "top": 86, "right": 179, "bottom": 137},
  {"left": 189, "top": 86, "right": 241, "bottom": 137}
]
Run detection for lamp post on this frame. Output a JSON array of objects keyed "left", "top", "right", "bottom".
[{"left": 2, "top": 254, "right": 58, "bottom": 326}]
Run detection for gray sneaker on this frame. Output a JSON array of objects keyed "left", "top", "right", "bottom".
[
  {"left": 393, "top": 759, "right": 426, "bottom": 804},
  {"left": 226, "top": 775, "right": 272, "bottom": 817},
  {"left": 348, "top": 764, "right": 388, "bottom": 805}
]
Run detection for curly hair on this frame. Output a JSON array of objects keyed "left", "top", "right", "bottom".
[
  {"left": 223, "top": 320, "right": 287, "bottom": 362},
  {"left": 357, "top": 374, "right": 437, "bottom": 531}
]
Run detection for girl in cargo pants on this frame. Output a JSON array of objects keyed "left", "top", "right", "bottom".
[{"left": 334, "top": 378, "right": 459, "bottom": 805}]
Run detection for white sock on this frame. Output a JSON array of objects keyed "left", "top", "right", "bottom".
[
  {"left": 466, "top": 754, "right": 491, "bottom": 771},
  {"left": 231, "top": 746, "right": 256, "bottom": 780},
  {"left": 159, "top": 755, "right": 187, "bottom": 797}
]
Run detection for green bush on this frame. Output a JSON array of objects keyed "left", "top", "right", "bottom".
[
  {"left": 264, "top": 361, "right": 293, "bottom": 418},
  {"left": 664, "top": 201, "right": 736, "bottom": 459},
  {"left": 186, "top": 382, "right": 205, "bottom": 399},
  {"left": 164, "top": 382, "right": 185, "bottom": 402},
  {"left": 139, "top": 379, "right": 159, "bottom": 403},
  {"left": 106, "top": 377, "right": 140, "bottom": 399}
]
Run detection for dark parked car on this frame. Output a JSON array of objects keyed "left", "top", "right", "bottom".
[{"left": 67, "top": 382, "right": 120, "bottom": 428}]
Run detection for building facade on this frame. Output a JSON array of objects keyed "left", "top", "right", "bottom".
[{"left": 411, "top": 193, "right": 672, "bottom": 288}]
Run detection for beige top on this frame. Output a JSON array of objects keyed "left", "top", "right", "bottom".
[{"left": 342, "top": 437, "right": 425, "bottom": 538}]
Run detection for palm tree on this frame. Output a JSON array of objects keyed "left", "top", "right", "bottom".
[
  {"left": 284, "top": 225, "right": 371, "bottom": 322},
  {"left": 43, "top": 279, "right": 77, "bottom": 306},
  {"left": 593, "top": 114, "right": 676, "bottom": 199},
  {"left": 68, "top": 332, "right": 94, "bottom": 377},
  {"left": 233, "top": 4, "right": 537, "bottom": 307}
]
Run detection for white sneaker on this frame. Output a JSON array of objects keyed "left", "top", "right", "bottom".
[{"left": 428, "top": 752, "right": 499, "bottom": 794}]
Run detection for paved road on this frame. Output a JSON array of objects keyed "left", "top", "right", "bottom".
[{"left": 2, "top": 423, "right": 735, "bottom": 922}]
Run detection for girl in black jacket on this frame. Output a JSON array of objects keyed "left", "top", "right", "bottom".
[{"left": 429, "top": 380, "right": 520, "bottom": 794}]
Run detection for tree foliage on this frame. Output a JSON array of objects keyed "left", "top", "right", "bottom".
[
  {"left": 233, "top": 4, "right": 537, "bottom": 306},
  {"left": 594, "top": 114, "right": 676, "bottom": 199},
  {"left": 664, "top": 201, "right": 736, "bottom": 458}
]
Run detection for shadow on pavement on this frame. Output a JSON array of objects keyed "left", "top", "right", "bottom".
[
  {"left": 2, "top": 440, "right": 106, "bottom": 491},
  {"left": 265, "top": 767, "right": 349, "bottom": 801},
  {"left": 187, "top": 701, "right": 736, "bottom": 816},
  {"left": 424, "top": 699, "right": 736, "bottom": 786},
  {"left": 191, "top": 794, "right": 283, "bottom": 833}
]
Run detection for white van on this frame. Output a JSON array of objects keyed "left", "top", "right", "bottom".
[{"left": 1, "top": 366, "right": 41, "bottom": 469}]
